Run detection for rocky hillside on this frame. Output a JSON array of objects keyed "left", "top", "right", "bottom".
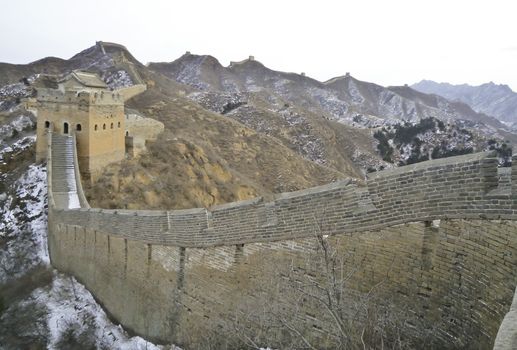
[
  {"left": 412, "top": 80, "right": 517, "bottom": 125},
  {"left": 89, "top": 90, "right": 345, "bottom": 209},
  {"left": 0, "top": 43, "right": 351, "bottom": 211},
  {"left": 149, "top": 54, "right": 508, "bottom": 130},
  {"left": 149, "top": 55, "right": 381, "bottom": 176},
  {"left": 148, "top": 53, "right": 516, "bottom": 173},
  {"left": 372, "top": 117, "right": 512, "bottom": 167}
]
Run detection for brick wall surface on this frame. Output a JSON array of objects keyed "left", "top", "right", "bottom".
[{"left": 47, "top": 139, "right": 517, "bottom": 349}]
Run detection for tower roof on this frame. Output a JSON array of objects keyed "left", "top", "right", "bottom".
[
  {"left": 59, "top": 70, "right": 108, "bottom": 89},
  {"left": 71, "top": 70, "right": 108, "bottom": 88}
]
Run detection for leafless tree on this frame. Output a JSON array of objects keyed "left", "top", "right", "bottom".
[{"left": 225, "top": 210, "right": 446, "bottom": 350}]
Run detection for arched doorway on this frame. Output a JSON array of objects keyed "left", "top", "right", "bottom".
[{"left": 63, "top": 122, "right": 69, "bottom": 134}]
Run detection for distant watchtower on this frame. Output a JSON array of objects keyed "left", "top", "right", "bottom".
[{"left": 33, "top": 70, "right": 126, "bottom": 180}]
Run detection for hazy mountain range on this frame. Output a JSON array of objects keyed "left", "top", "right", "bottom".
[{"left": 412, "top": 80, "right": 517, "bottom": 125}]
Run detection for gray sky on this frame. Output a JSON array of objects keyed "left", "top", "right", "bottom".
[{"left": 2, "top": 0, "right": 517, "bottom": 90}]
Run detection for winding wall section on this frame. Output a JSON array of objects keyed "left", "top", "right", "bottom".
[{"left": 46, "top": 132, "right": 517, "bottom": 349}]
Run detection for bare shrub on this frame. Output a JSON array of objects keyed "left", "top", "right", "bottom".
[
  {"left": 54, "top": 316, "right": 97, "bottom": 350},
  {"left": 223, "top": 214, "right": 447, "bottom": 350}
]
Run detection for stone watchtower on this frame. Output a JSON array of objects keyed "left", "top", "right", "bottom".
[{"left": 33, "top": 70, "right": 127, "bottom": 180}]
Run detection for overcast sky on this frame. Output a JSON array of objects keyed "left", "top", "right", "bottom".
[{"left": 2, "top": 0, "right": 517, "bottom": 90}]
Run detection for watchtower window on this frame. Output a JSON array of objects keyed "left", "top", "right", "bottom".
[
  {"left": 63, "top": 122, "right": 69, "bottom": 134},
  {"left": 94, "top": 124, "right": 98, "bottom": 131},
  {"left": 103, "top": 124, "right": 106, "bottom": 130},
  {"left": 110, "top": 123, "right": 114, "bottom": 129},
  {"left": 76, "top": 124, "right": 82, "bottom": 131},
  {"left": 118, "top": 121, "right": 121, "bottom": 128},
  {"left": 126, "top": 131, "right": 129, "bottom": 136},
  {"left": 44, "top": 121, "right": 50, "bottom": 128}
]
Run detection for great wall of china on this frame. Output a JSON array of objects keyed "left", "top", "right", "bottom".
[{"left": 44, "top": 129, "right": 517, "bottom": 348}]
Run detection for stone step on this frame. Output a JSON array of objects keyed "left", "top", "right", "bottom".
[{"left": 50, "top": 133, "right": 80, "bottom": 206}]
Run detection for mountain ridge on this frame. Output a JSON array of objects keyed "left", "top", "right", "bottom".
[{"left": 151, "top": 53, "right": 507, "bottom": 130}]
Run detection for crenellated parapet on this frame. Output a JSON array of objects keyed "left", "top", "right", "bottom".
[
  {"left": 52, "top": 150, "right": 515, "bottom": 247},
  {"left": 35, "top": 88, "right": 124, "bottom": 107},
  {"left": 117, "top": 84, "right": 147, "bottom": 102}
]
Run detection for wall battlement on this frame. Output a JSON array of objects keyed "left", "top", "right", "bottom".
[
  {"left": 36, "top": 88, "right": 124, "bottom": 105},
  {"left": 118, "top": 84, "right": 147, "bottom": 102},
  {"left": 54, "top": 151, "right": 514, "bottom": 247},
  {"left": 96, "top": 41, "right": 129, "bottom": 52},
  {"left": 46, "top": 134, "right": 517, "bottom": 349}
]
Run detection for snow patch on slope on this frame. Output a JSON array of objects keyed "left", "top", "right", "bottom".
[
  {"left": 0, "top": 113, "right": 36, "bottom": 164},
  {"left": 0, "top": 164, "right": 178, "bottom": 349},
  {"left": 0, "top": 135, "right": 35, "bottom": 164},
  {"left": 0, "top": 82, "right": 32, "bottom": 100},
  {"left": 175, "top": 56, "right": 210, "bottom": 90},
  {"left": 103, "top": 70, "right": 133, "bottom": 89},
  {"left": 0, "top": 114, "right": 35, "bottom": 144},
  {"left": 33, "top": 273, "right": 176, "bottom": 350},
  {"left": 0, "top": 75, "right": 37, "bottom": 112},
  {"left": 0, "top": 164, "right": 48, "bottom": 283}
]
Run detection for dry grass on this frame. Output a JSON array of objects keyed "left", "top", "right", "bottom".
[{"left": 87, "top": 76, "right": 347, "bottom": 210}]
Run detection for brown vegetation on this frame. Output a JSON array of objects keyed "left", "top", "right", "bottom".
[{"left": 87, "top": 74, "right": 347, "bottom": 209}]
